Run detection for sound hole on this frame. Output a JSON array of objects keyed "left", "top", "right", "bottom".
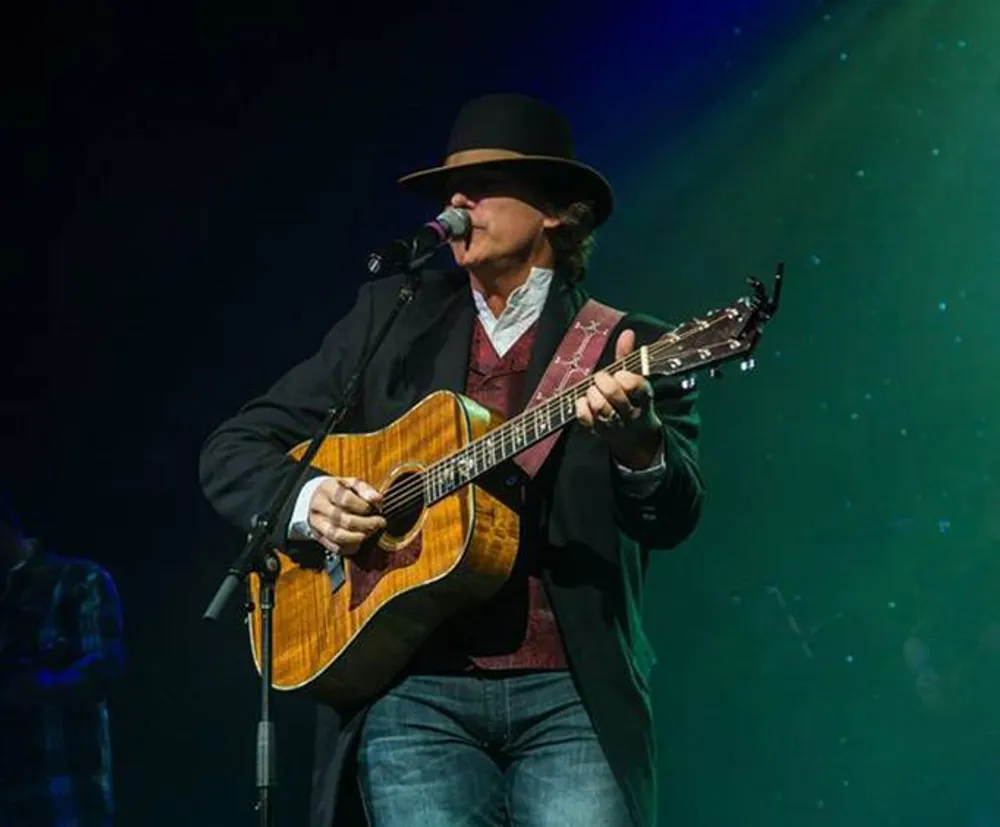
[{"left": 381, "top": 471, "right": 425, "bottom": 540}]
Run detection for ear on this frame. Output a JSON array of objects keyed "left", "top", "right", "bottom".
[{"left": 541, "top": 214, "right": 563, "bottom": 230}]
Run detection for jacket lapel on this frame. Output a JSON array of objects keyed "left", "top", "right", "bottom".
[
  {"left": 517, "top": 274, "right": 587, "bottom": 412},
  {"left": 399, "top": 270, "right": 475, "bottom": 397},
  {"left": 429, "top": 290, "right": 475, "bottom": 395}
]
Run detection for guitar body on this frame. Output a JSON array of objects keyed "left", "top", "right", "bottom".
[{"left": 247, "top": 390, "right": 521, "bottom": 707}]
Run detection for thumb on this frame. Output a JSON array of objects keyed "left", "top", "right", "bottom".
[{"left": 615, "top": 329, "right": 636, "bottom": 361}]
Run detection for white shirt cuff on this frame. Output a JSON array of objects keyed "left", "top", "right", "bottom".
[{"left": 614, "top": 443, "right": 668, "bottom": 498}]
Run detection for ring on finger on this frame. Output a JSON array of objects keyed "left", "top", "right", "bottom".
[{"left": 597, "top": 408, "right": 623, "bottom": 426}]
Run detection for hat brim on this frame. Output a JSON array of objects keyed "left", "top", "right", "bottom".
[{"left": 398, "top": 154, "right": 613, "bottom": 227}]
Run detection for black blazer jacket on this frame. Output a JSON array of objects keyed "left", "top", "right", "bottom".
[{"left": 199, "top": 269, "right": 704, "bottom": 827}]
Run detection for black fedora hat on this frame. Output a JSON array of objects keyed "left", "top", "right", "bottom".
[{"left": 398, "top": 93, "right": 614, "bottom": 227}]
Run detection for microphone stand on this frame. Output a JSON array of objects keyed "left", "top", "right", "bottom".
[{"left": 202, "top": 250, "right": 425, "bottom": 827}]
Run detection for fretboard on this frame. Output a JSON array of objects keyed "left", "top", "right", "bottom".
[
  {"left": 422, "top": 350, "right": 641, "bottom": 503},
  {"left": 416, "top": 288, "right": 770, "bottom": 504}
]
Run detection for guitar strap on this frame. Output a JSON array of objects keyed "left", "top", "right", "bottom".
[{"left": 513, "top": 298, "right": 626, "bottom": 480}]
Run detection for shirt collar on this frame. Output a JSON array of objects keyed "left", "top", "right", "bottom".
[{"left": 471, "top": 267, "right": 554, "bottom": 321}]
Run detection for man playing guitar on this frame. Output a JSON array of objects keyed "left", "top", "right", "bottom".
[{"left": 200, "top": 93, "right": 704, "bottom": 827}]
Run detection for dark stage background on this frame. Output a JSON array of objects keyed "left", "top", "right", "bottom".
[{"left": 5, "top": 1, "right": 1000, "bottom": 825}]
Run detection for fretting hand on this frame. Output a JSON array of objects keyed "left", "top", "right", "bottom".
[{"left": 575, "top": 329, "right": 663, "bottom": 469}]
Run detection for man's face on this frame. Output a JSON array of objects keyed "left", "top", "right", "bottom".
[{"left": 443, "top": 169, "right": 560, "bottom": 272}]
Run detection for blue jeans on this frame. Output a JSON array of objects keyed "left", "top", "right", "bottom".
[{"left": 357, "top": 671, "right": 632, "bottom": 827}]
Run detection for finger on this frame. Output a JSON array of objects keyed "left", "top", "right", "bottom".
[
  {"left": 329, "top": 527, "right": 368, "bottom": 548},
  {"left": 310, "top": 490, "right": 338, "bottom": 520},
  {"left": 310, "top": 486, "right": 365, "bottom": 520},
  {"left": 315, "top": 477, "right": 346, "bottom": 502},
  {"left": 615, "top": 329, "right": 636, "bottom": 361},
  {"left": 314, "top": 478, "right": 365, "bottom": 512},
  {"left": 307, "top": 515, "right": 341, "bottom": 555},
  {"left": 335, "top": 512, "right": 387, "bottom": 535},
  {"left": 310, "top": 480, "right": 344, "bottom": 520},
  {"left": 313, "top": 515, "right": 367, "bottom": 551},
  {"left": 613, "top": 371, "right": 653, "bottom": 409},
  {"left": 592, "top": 371, "right": 633, "bottom": 416},
  {"left": 331, "top": 483, "right": 376, "bottom": 516},
  {"left": 575, "top": 396, "right": 595, "bottom": 430},
  {"left": 344, "top": 478, "right": 382, "bottom": 506},
  {"left": 586, "top": 384, "right": 611, "bottom": 418}
]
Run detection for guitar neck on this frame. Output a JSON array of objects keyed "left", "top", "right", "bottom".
[
  {"left": 418, "top": 275, "right": 781, "bottom": 505},
  {"left": 423, "top": 348, "right": 644, "bottom": 503}
]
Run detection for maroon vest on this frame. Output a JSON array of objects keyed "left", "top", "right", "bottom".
[{"left": 410, "top": 317, "right": 569, "bottom": 672}]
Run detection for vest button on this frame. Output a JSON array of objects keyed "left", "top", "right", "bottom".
[{"left": 505, "top": 475, "right": 520, "bottom": 487}]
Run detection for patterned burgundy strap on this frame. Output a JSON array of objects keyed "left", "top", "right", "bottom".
[{"left": 514, "top": 299, "right": 626, "bottom": 480}]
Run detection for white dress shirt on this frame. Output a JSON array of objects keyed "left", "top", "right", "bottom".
[{"left": 288, "top": 268, "right": 666, "bottom": 539}]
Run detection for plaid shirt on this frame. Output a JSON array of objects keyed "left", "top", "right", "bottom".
[{"left": 0, "top": 543, "right": 124, "bottom": 827}]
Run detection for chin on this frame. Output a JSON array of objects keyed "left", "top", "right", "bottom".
[{"left": 452, "top": 244, "right": 488, "bottom": 269}]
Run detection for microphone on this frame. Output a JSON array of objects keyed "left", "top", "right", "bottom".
[{"left": 366, "top": 207, "right": 471, "bottom": 277}]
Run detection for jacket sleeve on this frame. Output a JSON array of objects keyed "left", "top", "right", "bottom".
[
  {"left": 610, "top": 359, "right": 705, "bottom": 550},
  {"left": 198, "top": 283, "right": 375, "bottom": 536}
]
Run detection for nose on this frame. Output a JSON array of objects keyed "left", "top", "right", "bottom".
[{"left": 449, "top": 191, "right": 475, "bottom": 209}]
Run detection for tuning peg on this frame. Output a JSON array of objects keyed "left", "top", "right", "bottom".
[
  {"left": 739, "top": 358, "right": 756, "bottom": 372},
  {"left": 709, "top": 367, "right": 723, "bottom": 379},
  {"left": 681, "top": 377, "right": 697, "bottom": 390}
]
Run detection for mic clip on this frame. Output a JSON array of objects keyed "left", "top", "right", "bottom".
[
  {"left": 366, "top": 239, "right": 420, "bottom": 278},
  {"left": 366, "top": 208, "right": 469, "bottom": 279}
]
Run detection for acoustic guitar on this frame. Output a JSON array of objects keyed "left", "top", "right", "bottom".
[{"left": 247, "top": 272, "right": 782, "bottom": 707}]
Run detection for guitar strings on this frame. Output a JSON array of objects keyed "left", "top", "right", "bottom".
[
  {"left": 375, "top": 304, "right": 748, "bottom": 517},
  {"left": 374, "top": 346, "right": 647, "bottom": 519},
  {"left": 374, "top": 325, "right": 739, "bottom": 521},
  {"left": 375, "top": 329, "right": 737, "bottom": 520}
]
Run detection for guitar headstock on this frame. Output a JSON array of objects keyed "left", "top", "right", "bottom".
[{"left": 644, "top": 262, "right": 784, "bottom": 387}]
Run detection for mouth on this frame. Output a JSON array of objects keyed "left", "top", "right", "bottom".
[{"left": 462, "top": 226, "right": 482, "bottom": 250}]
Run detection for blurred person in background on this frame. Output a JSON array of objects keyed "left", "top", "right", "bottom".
[{"left": 0, "top": 489, "right": 125, "bottom": 827}]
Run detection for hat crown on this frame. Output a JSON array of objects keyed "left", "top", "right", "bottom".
[
  {"left": 445, "top": 93, "right": 576, "bottom": 161},
  {"left": 397, "top": 93, "right": 614, "bottom": 227}
]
